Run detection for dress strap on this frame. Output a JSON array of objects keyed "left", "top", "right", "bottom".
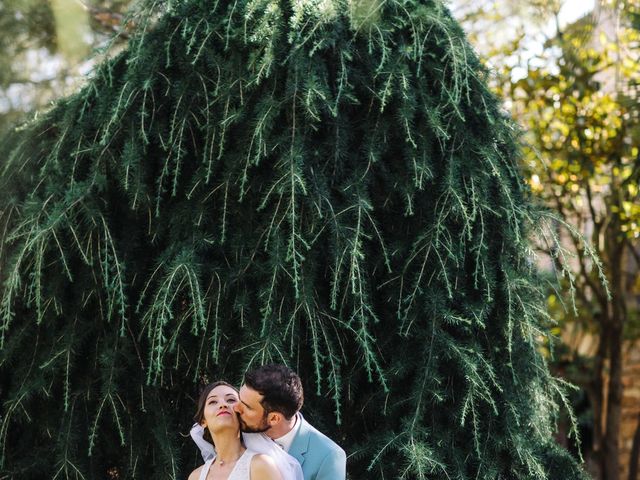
[{"left": 198, "top": 458, "right": 215, "bottom": 480}]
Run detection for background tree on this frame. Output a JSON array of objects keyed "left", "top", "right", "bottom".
[
  {"left": 626, "top": 12, "right": 640, "bottom": 480},
  {"left": 0, "top": 0, "right": 131, "bottom": 133},
  {"left": 0, "top": 0, "right": 592, "bottom": 479},
  {"left": 452, "top": 1, "right": 640, "bottom": 479}
]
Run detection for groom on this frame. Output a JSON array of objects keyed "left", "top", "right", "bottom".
[{"left": 234, "top": 364, "right": 346, "bottom": 480}]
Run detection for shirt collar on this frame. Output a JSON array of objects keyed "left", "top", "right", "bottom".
[{"left": 272, "top": 413, "right": 301, "bottom": 452}]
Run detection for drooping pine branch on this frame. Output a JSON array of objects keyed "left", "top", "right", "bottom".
[{"left": 0, "top": 0, "right": 589, "bottom": 479}]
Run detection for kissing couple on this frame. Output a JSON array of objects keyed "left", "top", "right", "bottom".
[{"left": 188, "top": 364, "right": 346, "bottom": 480}]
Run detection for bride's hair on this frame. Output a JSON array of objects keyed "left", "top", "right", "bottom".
[{"left": 193, "top": 381, "right": 238, "bottom": 445}]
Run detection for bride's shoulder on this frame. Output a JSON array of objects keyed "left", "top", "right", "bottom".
[
  {"left": 188, "top": 464, "right": 204, "bottom": 480},
  {"left": 249, "top": 452, "right": 282, "bottom": 479}
]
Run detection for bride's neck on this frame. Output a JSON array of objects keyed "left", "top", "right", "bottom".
[{"left": 210, "top": 428, "right": 244, "bottom": 462}]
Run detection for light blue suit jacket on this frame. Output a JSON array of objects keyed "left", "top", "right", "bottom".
[{"left": 288, "top": 415, "right": 346, "bottom": 480}]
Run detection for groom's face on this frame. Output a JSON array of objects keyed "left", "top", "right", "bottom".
[{"left": 235, "top": 385, "right": 271, "bottom": 433}]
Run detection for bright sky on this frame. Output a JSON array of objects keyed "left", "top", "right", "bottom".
[
  {"left": 507, "top": 0, "right": 597, "bottom": 81},
  {"left": 558, "top": 0, "right": 596, "bottom": 28}
]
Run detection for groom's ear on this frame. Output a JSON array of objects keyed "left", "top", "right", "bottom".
[{"left": 266, "top": 412, "right": 283, "bottom": 426}]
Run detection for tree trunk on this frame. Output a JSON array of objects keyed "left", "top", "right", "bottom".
[
  {"left": 593, "top": 317, "right": 609, "bottom": 479},
  {"left": 604, "top": 320, "right": 623, "bottom": 480},
  {"left": 603, "top": 242, "right": 625, "bottom": 480},
  {"left": 629, "top": 412, "right": 640, "bottom": 480}
]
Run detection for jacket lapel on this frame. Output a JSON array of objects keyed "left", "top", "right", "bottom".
[{"left": 288, "top": 414, "right": 311, "bottom": 467}]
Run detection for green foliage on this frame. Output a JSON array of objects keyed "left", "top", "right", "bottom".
[
  {"left": 0, "top": 0, "right": 587, "bottom": 478},
  {"left": 0, "top": 0, "right": 132, "bottom": 133},
  {"left": 497, "top": 8, "right": 640, "bottom": 330},
  {"left": 0, "top": 0, "right": 56, "bottom": 87},
  {"left": 465, "top": 3, "right": 640, "bottom": 474}
]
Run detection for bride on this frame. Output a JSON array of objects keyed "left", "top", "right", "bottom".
[{"left": 188, "top": 381, "right": 303, "bottom": 480}]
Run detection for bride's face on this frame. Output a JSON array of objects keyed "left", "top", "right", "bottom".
[{"left": 202, "top": 385, "right": 241, "bottom": 433}]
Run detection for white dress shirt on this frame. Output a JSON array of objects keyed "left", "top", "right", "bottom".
[{"left": 272, "top": 413, "right": 301, "bottom": 452}]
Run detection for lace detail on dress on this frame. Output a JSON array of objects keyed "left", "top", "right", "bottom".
[{"left": 197, "top": 449, "right": 256, "bottom": 480}]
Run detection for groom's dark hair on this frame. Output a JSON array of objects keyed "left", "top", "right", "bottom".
[{"left": 244, "top": 364, "right": 303, "bottom": 420}]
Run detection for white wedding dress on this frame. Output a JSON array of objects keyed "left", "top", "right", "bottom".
[
  {"left": 197, "top": 449, "right": 256, "bottom": 480},
  {"left": 190, "top": 424, "right": 303, "bottom": 480}
]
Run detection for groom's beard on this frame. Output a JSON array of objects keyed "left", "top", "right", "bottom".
[{"left": 239, "top": 413, "right": 270, "bottom": 434}]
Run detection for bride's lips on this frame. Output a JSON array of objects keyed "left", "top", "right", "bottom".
[{"left": 217, "top": 411, "right": 232, "bottom": 417}]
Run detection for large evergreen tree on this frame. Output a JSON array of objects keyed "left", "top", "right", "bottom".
[{"left": 0, "top": 0, "right": 591, "bottom": 478}]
